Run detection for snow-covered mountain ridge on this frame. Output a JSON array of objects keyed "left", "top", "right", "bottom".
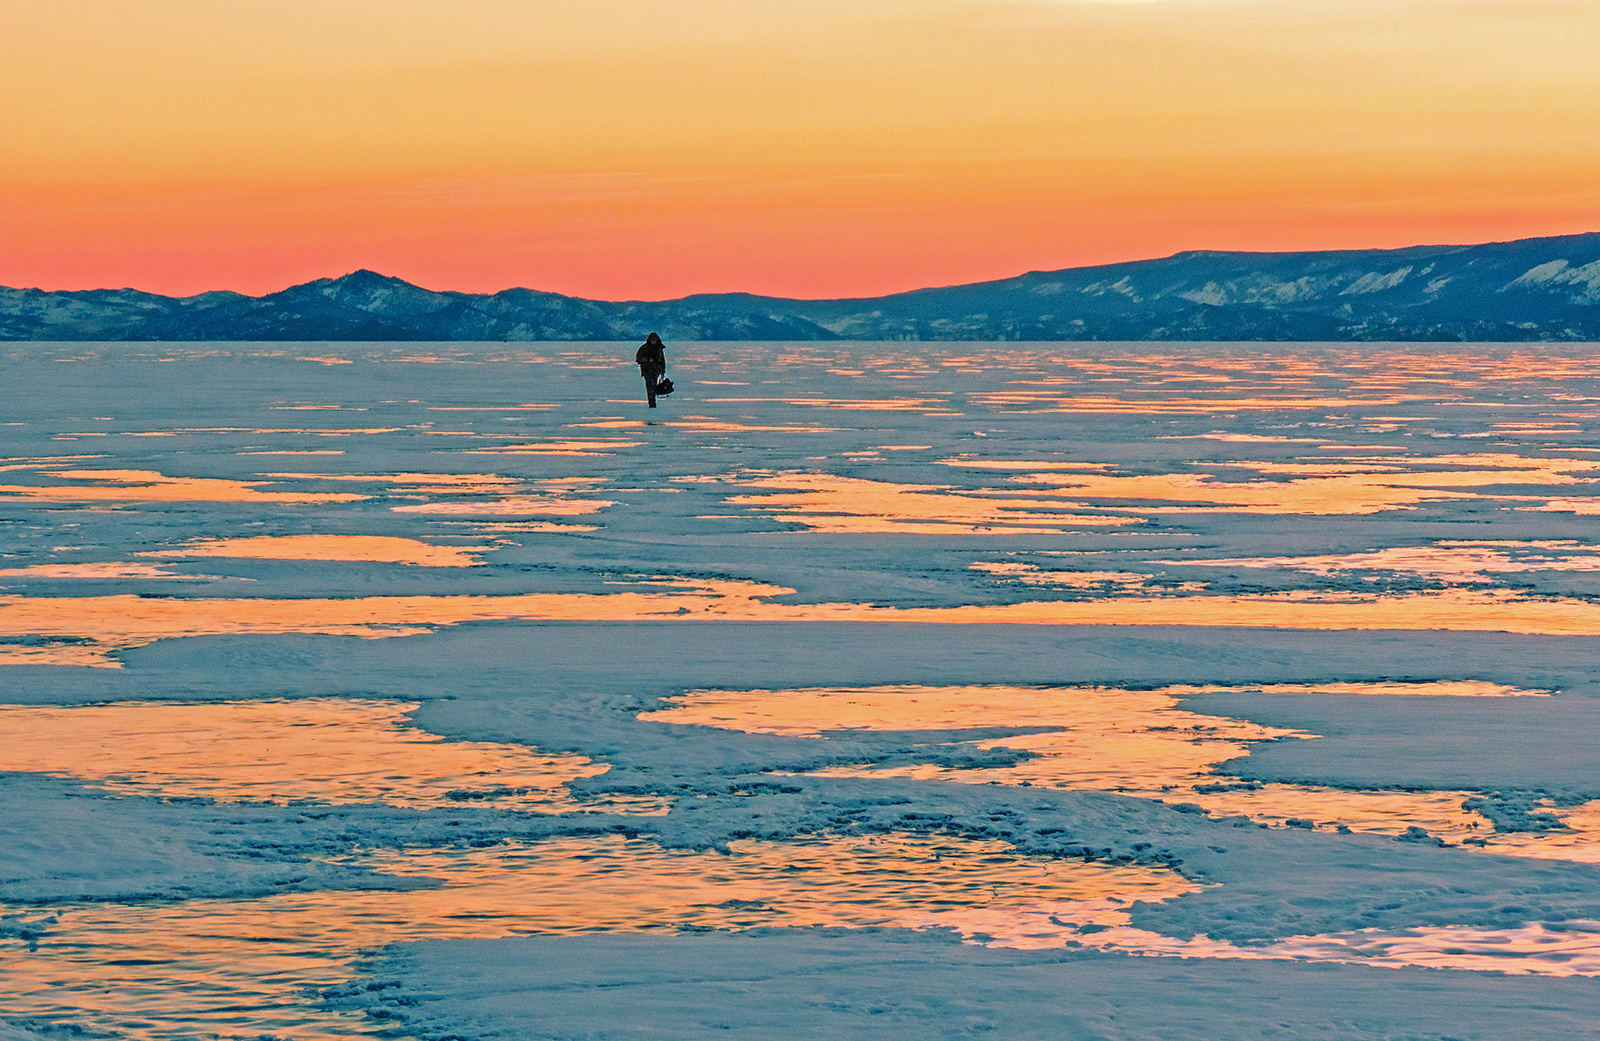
[{"left": 5, "top": 231, "right": 1599, "bottom": 341}]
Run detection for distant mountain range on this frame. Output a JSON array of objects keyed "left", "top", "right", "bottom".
[{"left": 5, "top": 232, "right": 1599, "bottom": 341}]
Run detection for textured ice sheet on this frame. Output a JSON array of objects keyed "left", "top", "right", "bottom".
[
  {"left": 0, "top": 1025, "right": 53, "bottom": 1041},
  {"left": 0, "top": 774, "right": 439, "bottom": 903},
  {"left": 326, "top": 929, "right": 1600, "bottom": 1041},
  {"left": 8, "top": 343, "right": 1600, "bottom": 1035},
  {"left": 10, "top": 626, "right": 1600, "bottom": 946},
  {"left": 1194, "top": 692, "right": 1600, "bottom": 792}
]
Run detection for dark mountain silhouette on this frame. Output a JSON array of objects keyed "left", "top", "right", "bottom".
[{"left": 4, "top": 231, "right": 1599, "bottom": 341}]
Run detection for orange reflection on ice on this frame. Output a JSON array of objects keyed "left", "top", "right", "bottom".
[
  {"left": 0, "top": 455, "right": 109, "bottom": 469},
  {"left": 262, "top": 472, "right": 522, "bottom": 490},
  {"left": 1167, "top": 541, "right": 1600, "bottom": 580},
  {"left": 644, "top": 684, "right": 1551, "bottom": 843},
  {"left": 572, "top": 417, "right": 838, "bottom": 433},
  {"left": 0, "top": 470, "right": 366, "bottom": 504},
  {"left": 969, "top": 392, "right": 1423, "bottom": 415},
  {"left": 835, "top": 589, "right": 1600, "bottom": 637},
  {"left": 256, "top": 471, "right": 614, "bottom": 514},
  {"left": 979, "top": 476, "right": 1475, "bottom": 515},
  {"left": 1167, "top": 681, "right": 1547, "bottom": 698},
  {"left": 0, "top": 699, "right": 660, "bottom": 814},
  {"left": 22, "top": 585, "right": 1600, "bottom": 668},
  {"left": 235, "top": 450, "right": 345, "bottom": 456},
  {"left": 1480, "top": 801, "right": 1600, "bottom": 864},
  {"left": 241, "top": 428, "right": 402, "bottom": 436},
  {"left": 0, "top": 563, "right": 192, "bottom": 580},
  {"left": 462, "top": 440, "right": 643, "bottom": 456},
  {"left": 704, "top": 397, "right": 947, "bottom": 412},
  {"left": 721, "top": 474, "right": 1137, "bottom": 533},
  {"left": 645, "top": 684, "right": 1307, "bottom": 794},
  {"left": 1179, "top": 784, "right": 1492, "bottom": 844},
  {"left": 423, "top": 405, "right": 561, "bottom": 412},
  {"left": 666, "top": 419, "right": 839, "bottom": 432},
  {"left": 1528, "top": 499, "right": 1600, "bottom": 516},
  {"left": 431, "top": 521, "right": 600, "bottom": 532},
  {"left": 145, "top": 535, "right": 484, "bottom": 568},
  {"left": 0, "top": 833, "right": 1198, "bottom": 1040},
  {"left": 0, "top": 578, "right": 792, "bottom": 666},
  {"left": 940, "top": 459, "right": 1109, "bottom": 471},
  {"left": 359, "top": 833, "right": 1199, "bottom": 942},
  {"left": 1159, "top": 434, "right": 1327, "bottom": 444},
  {"left": 391, "top": 494, "right": 613, "bottom": 517},
  {"left": 963, "top": 453, "right": 1600, "bottom": 515},
  {"left": 970, "top": 561, "right": 1179, "bottom": 591},
  {"left": 1242, "top": 454, "right": 1599, "bottom": 485},
  {"left": 1271, "top": 922, "right": 1600, "bottom": 977}
]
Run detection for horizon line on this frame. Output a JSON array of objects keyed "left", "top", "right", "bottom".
[{"left": 9, "top": 227, "right": 1599, "bottom": 304}]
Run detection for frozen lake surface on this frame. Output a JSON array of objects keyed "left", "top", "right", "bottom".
[{"left": 4, "top": 341, "right": 1600, "bottom": 1038}]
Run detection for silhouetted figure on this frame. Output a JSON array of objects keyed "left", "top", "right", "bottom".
[{"left": 635, "top": 332, "right": 668, "bottom": 407}]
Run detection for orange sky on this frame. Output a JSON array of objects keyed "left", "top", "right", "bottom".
[{"left": 3, "top": 0, "right": 1598, "bottom": 299}]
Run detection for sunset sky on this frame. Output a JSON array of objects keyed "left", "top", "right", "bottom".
[{"left": 3, "top": 0, "right": 1598, "bottom": 300}]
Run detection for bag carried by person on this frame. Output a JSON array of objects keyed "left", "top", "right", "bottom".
[{"left": 654, "top": 377, "right": 674, "bottom": 396}]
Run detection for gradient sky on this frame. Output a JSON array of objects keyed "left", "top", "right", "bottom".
[{"left": 3, "top": 0, "right": 1598, "bottom": 299}]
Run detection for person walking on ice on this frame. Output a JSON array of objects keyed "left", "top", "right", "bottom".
[{"left": 635, "top": 332, "right": 673, "bottom": 407}]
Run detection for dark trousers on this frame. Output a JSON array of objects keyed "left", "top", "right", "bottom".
[{"left": 641, "top": 367, "right": 663, "bottom": 407}]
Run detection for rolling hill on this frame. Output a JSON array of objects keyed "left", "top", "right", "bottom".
[{"left": 4, "top": 231, "right": 1598, "bottom": 341}]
